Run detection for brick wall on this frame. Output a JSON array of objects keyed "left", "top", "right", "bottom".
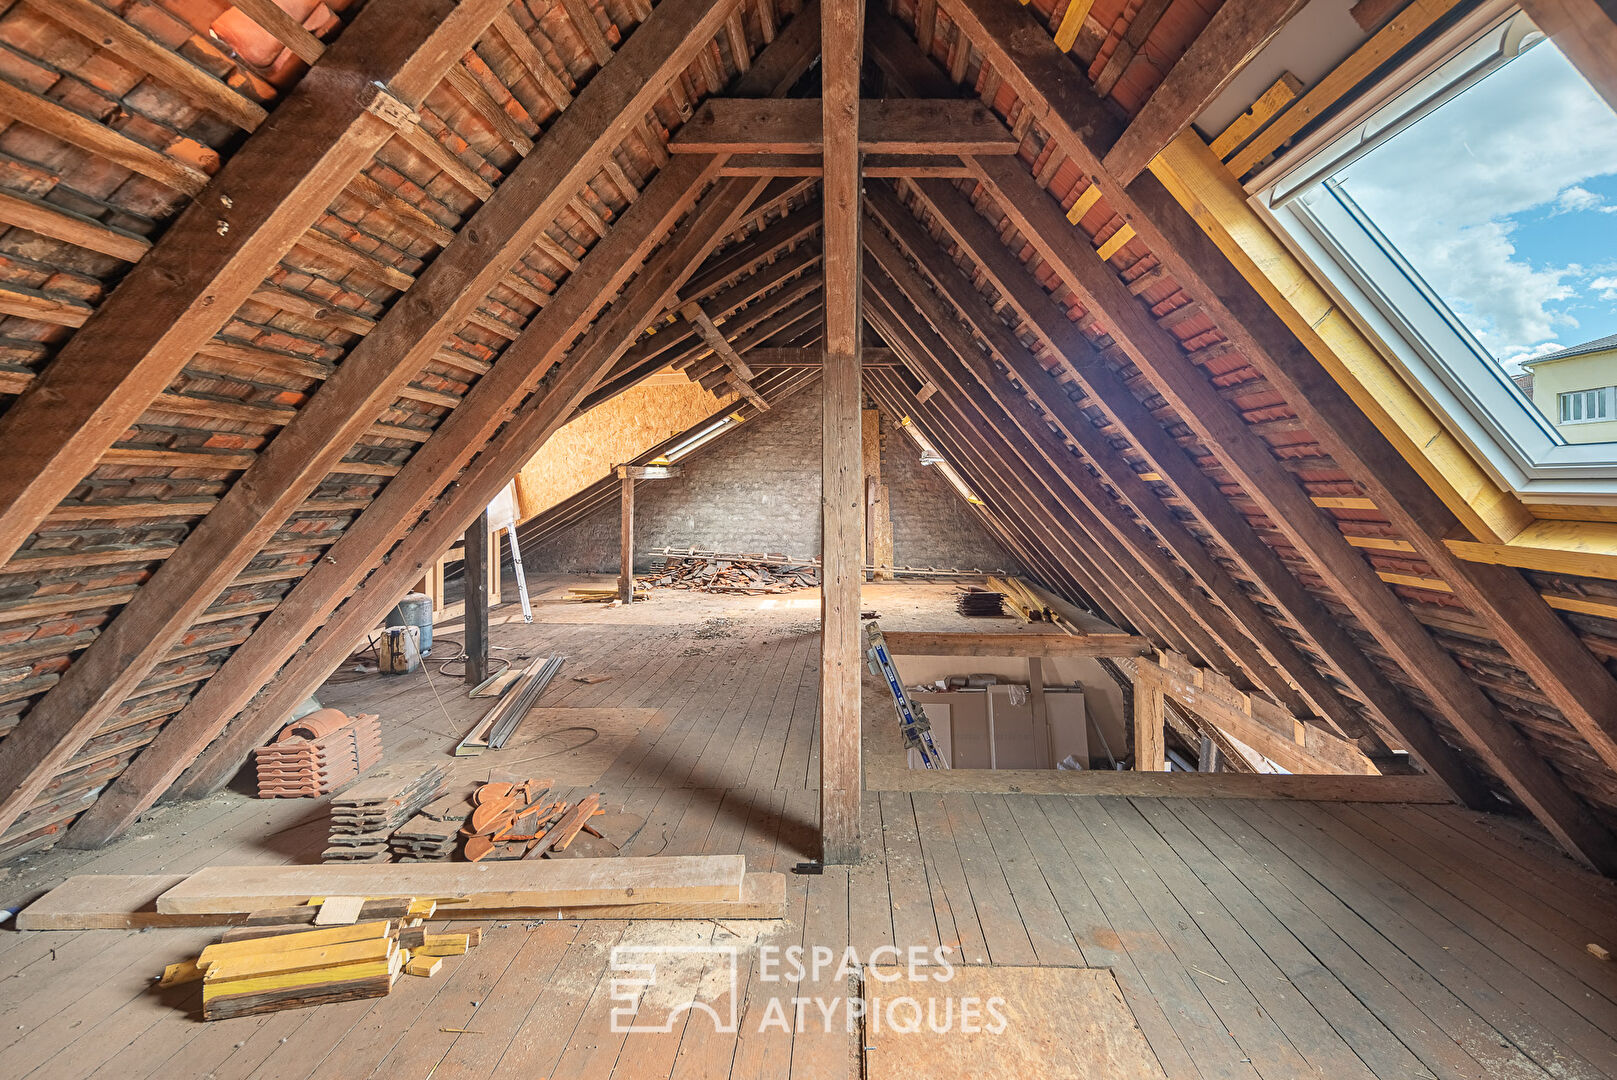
[{"left": 527, "top": 389, "right": 1020, "bottom": 574}]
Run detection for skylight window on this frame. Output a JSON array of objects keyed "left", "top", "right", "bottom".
[
  {"left": 1254, "top": 5, "right": 1617, "bottom": 500},
  {"left": 654, "top": 413, "right": 744, "bottom": 464}
]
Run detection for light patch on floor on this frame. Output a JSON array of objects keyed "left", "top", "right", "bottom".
[
  {"left": 861, "top": 965, "right": 1167, "bottom": 1079},
  {"left": 444, "top": 707, "right": 664, "bottom": 785}
]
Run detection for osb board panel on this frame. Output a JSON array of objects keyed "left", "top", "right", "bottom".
[
  {"left": 861, "top": 965, "right": 1167, "bottom": 1079},
  {"left": 514, "top": 382, "right": 735, "bottom": 520}
]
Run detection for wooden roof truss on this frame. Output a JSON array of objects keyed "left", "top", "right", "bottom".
[{"left": 0, "top": 0, "right": 1615, "bottom": 874}]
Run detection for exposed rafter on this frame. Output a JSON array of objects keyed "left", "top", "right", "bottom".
[{"left": 0, "top": 0, "right": 509, "bottom": 566}]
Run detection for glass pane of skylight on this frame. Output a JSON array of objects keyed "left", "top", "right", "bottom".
[{"left": 1327, "top": 35, "right": 1617, "bottom": 445}]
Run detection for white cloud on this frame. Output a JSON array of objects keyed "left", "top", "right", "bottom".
[
  {"left": 1555, "top": 186, "right": 1607, "bottom": 213},
  {"left": 1594, "top": 276, "right": 1617, "bottom": 302},
  {"left": 1337, "top": 40, "right": 1617, "bottom": 361}
]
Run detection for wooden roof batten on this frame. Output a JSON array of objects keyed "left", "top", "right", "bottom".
[{"left": 2, "top": 0, "right": 1616, "bottom": 878}]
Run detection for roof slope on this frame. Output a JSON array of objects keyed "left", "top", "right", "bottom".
[{"left": 0, "top": 0, "right": 1616, "bottom": 875}]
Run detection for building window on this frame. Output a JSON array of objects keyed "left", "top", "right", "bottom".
[
  {"left": 1559, "top": 388, "right": 1612, "bottom": 425},
  {"left": 1252, "top": 3, "right": 1617, "bottom": 500}
]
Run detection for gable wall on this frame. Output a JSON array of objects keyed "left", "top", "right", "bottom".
[{"left": 526, "top": 389, "right": 1022, "bottom": 575}]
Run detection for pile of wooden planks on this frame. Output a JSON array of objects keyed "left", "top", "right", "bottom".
[
  {"left": 323, "top": 763, "right": 446, "bottom": 862},
  {"left": 986, "top": 576, "right": 1060, "bottom": 623},
  {"left": 18, "top": 854, "right": 784, "bottom": 927},
  {"left": 566, "top": 585, "right": 648, "bottom": 602},
  {"left": 160, "top": 901, "right": 481, "bottom": 1020},
  {"left": 453, "top": 655, "right": 565, "bottom": 755},
  {"left": 252, "top": 709, "right": 382, "bottom": 798},
  {"left": 639, "top": 550, "right": 821, "bottom": 594}
]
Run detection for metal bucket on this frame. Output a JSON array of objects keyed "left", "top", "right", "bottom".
[{"left": 387, "top": 592, "right": 434, "bottom": 655}]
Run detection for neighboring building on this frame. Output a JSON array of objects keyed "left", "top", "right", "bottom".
[
  {"left": 1513, "top": 333, "right": 1617, "bottom": 442},
  {"left": 1520, "top": 333, "right": 1617, "bottom": 443}
]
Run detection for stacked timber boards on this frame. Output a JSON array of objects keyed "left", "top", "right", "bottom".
[{"left": 17, "top": 855, "right": 786, "bottom": 927}]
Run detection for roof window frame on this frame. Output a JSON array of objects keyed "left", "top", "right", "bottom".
[{"left": 1244, "top": 1, "right": 1617, "bottom": 504}]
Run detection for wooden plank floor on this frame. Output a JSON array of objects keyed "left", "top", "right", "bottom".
[{"left": 2, "top": 577, "right": 1616, "bottom": 1079}]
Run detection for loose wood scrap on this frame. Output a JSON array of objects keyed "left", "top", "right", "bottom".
[
  {"left": 323, "top": 763, "right": 446, "bottom": 862},
  {"left": 253, "top": 709, "right": 382, "bottom": 798},
  {"left": 168, "top": 915, "right": 482, "bottom": 1020}
]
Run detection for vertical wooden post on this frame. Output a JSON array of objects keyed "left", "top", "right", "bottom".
[
  {"left": 1198, "top": 735, "right": 1222, "bottom": 773},
  {"left": 1134, "top": 669, "right": 1167, "bottom": 772},
  {"left": 1028, "top": 656, "right": 1053, "bottom": 769},
  {"left": 463, "top": 509, "right": 489, "bottom": 687},
  {"left": 618, "top": 471, "right": 635, "bottom": 605},
  {"left": 862, "top": 407, "right": 893, "bottom": 580},
  {"left": 819, "top": 0, "right": 865, "bottom": 865}
]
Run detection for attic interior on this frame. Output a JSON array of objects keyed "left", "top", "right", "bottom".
[{"left": 0, "top": 0, "right": 1616, "bottom": 1072}]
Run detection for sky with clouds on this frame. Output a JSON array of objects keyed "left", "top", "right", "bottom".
[{"left": 1335, "top": 40, "right": 1617, "bottom": 371}]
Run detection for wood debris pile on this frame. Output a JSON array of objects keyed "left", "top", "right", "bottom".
[
  {"left": 253, "top": 709, "right": 382, "bottom": 798},
  {"left": 323, "top": 763, "right": 446, "bottom": 863},
  {"left": 460, "top": 777, "right": 627, "bottom": 862},
  {"left": 159, "top": 897, "right": 478, "bottom": 1020},
  {"left": 639, "top": 551, "right": 821, "bottom": 594}
]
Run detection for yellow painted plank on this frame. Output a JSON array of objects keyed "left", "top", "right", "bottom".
[
  {"left": 1209, "top": 73, "right": 1303, "bottom": 160},
  {"left": 1053, "top": 0, "right": 1095, "bottom": 52},
  {"left": 1065, "top": 184, "right": 1103, "bottom": 225},
  {"left": 1312, "top": 496, "right": 1377, "bottom": 510},
  {"left": 202, "top": 957, "right": 395, "bottom": 1002},
  {"left": 1096, "top": 224, "right": 1134, "bottom": 261},
  {"left": 204, "top": 938, "right": 394, "bottom": 982},
  {"left": 197, "top": 921, "right": 391, "bottom": 969},
  {"left": 160, "top": 960, "right": 203, "bottom": 987}
]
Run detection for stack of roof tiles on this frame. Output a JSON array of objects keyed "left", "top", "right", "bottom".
[
  {"left": 389, "top": 791, "right": 474, "bottom": 862},
  {"left": 253, "top": 710, "right": 383, "bottom": 799},
  {"left": 324, "top": 762, "right": 448, "bottom": 862}
]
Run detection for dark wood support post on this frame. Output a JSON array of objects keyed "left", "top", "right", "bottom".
[{"left": 463, "top": 509, "right": 489, "bottom": 686}]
